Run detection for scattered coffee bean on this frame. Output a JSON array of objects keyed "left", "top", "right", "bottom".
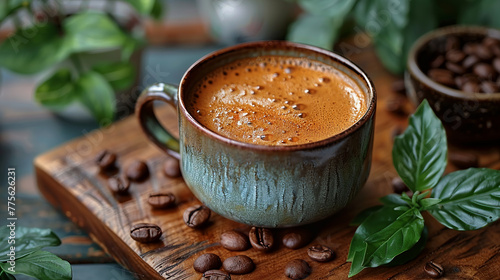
[
  {"left": 249, "top": 227, "right": 274, "bottom": 252},
  {"left": 108, "top": 176, "right": 130, "bottom": 194},
  {"left": 428, "top": 69, "right": 455, "bottom": 87},
  {"left": 95, "top": 150, "right": 117, "bottom": 170},
  {"left": 480, "top": 80, "right": 499, "bottom": 93},
  {"left": 222, "top": 255, "right": 255, "bottom": 275},
  {"left": 163, "top": 157, "right": 182, "bottom": 178},
  {"left": 446, "top": 49, "right": 465, "bottom": 63},
  {"left": 449, "top": 151, "right": 479, "bottom": 169},
  {"left": 221, "top": 230, "right": 249, "bottom": 251},
  {"left": 283, "top": 228, "right": 312, "bottom": 249},
  {"left": 126, "top": 160, "right": 149, "bottom": 181},
  {"left": 473, "top": 63, "right": 496, "bottom": 79},
  {"left": 391, "top": 79, "right": 407, "bottom": 95},
  {"left": 147, "top": 193, "right": 176, "bottom": 209},
  {"left": 202, "top": 269, "right": 231, "bottom": 280},
  {"left": 130, "top": 223, "right": 162, "bottom": 243},
  {"left": 183, "top": 205, "right": 211, "bottom": 228},
  {"left": 284, "top": 259, "right": 311, "bottom": 280},
  {"left": 391, "top": 177, "right": 409, "bottom": 194},
  {"left": 386, "top": 98, "right": 407, "bottom": 116},
  {"left": 424, "top": 261, "right": 444, "bottom": 278},
  {"left": 193, "top": 253, "right": 222, "bottom": 273},
  {"left": 307, "top": 245, "right": 335, "bottom": 262}
]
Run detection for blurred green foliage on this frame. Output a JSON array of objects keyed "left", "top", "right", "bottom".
[{"left": 287, "top": 0, "right": 500, "bottom": 74}]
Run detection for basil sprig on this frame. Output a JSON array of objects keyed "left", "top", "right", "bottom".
[
  {"left": 0, "top": 227, "right": 71, "bottom": 280},
  {"left": 347, "top": 100, "right": 500, "bottom": 277}
]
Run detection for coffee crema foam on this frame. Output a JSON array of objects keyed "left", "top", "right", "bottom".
[{"left": 188, "top": 56, "right": 368, "bottom": 146}]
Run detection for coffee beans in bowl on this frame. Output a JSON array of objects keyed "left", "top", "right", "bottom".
[{"left": 407, "top": 25, "right": 500, "bottom": 144}]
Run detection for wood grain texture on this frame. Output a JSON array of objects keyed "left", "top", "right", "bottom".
[{"left": 34, "top": 46, "right": 500, "bottom": 279}]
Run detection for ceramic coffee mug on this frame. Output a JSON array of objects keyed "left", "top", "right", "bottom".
[{"left": 136, "top": 41, "right": 376, "bottom": 227}]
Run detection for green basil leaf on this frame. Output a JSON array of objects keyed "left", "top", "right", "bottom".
[
  {"left": 298, "top": 0, "right": 356, "bottom": 18},
  {"left": 458, "top": 0, "right": 500, "bottom": 28},
  {"left": 0, "top": 23, "right": 71, "bottom": 74},
  {"left": 347, "top": 207, "right": 424, "bottom": 277},
  {"left": 92, "top": 62, "right": 135, "bottom": 91},
  {"left": 419, "top": 198, "right": 442, "bottom": 210},
  {"left": 150, "top": 0, "right": 164, "bottom": 20},
  {"left": 35, "top": 69, "right": 78, "bottom": 107},
  {"left": 428, "top": 168, "right": 500, "bottom": 231},
  {"left": 350, "top": 205, "right": 383, "bottom": 226},
  {"left": 63, "top": 12, "right": 127, "bottom": 52},
  {"left": 385, "top": 225, "right": 428, "bottom": 266},
  {"left": 393, "top": 100, "right": 447, "bottom": 192},
  {"left": 0, "top": 270, "right": 16, "bottom": 280},
  {"left": 287, "top": 14, "right": 343, "bottom": 50},
  {"left": 380, "top": 194, "right": 408, "bottom": 207},
  {"left": 0, "top": 0, "right": 30, "bottom": 22},
  {"left": 0, "top": 251, "right": 71, "bottom": 280},
  {"left": 348, "top": 242, "right": 368, "bottom": 277},
  {"left": 0, "top": 227, "right": 61, "bottom": 262},
  {"left": 76, "top": 71, "right": 116, "bottom": 125},
  {"left": 123, "top": 0, "right": 155, "bottom": 15}
]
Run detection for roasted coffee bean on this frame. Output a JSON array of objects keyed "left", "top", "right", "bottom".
[
  {"left": 163, "top": 157, "right": 182, "bottom": 178},
  {"left": 461, "top": 81, "right": 481, "bottom": 93},
  {"left": 391, "top": 177, "right": 409, "bottom": 194},
  {"left": 148, "top": 193, "right": 176, "bottom": 209},
  {"left": 493, "top": 57, "right": 500, "bottom": 73},
  {"left": 126, "top": 160, "right": 149, "bottom": 181},
  {"left": 95, "top": 150, "right": 117, "bottom": 170},
  {"left": 249, "top": 227, "right": 274, "bottom": 251},
  {"left": 446, "top": 49, "right": 465, "bottom": 63},
  {"left": 222, "top": 255, "right": 255, "bottom": 275},
  {"left": 183, "top": 205, "right": 211, "bottom": 228},
  {"left": 483, "top": 37, "right": 500, "bottom": 49},
  {"left": 391, "top": 79, "right": 407, "bottom": 95},
  {"left": 108, "top": 176, "right": 130, "bottom": 194},
  {"left": 454, "top": 76, "right": 465, "bottom": 88},
  {"left": 202, "top": 269, "right": 231, "bottom": 280},
  {"left": 449, "top": 151, "right": 479, "bottom": 169},
  {"left": 193, "top": 253, "right": 222, "bottom": 273},
  {"left": 130, "top": 223, "right": 162, "bottom": 243},
  {"left": 430, "top": 55, "right": 445, "bottom": 68},
  {"left": 284, "top": 259, "right": 311, "bottom": 280},
  {"left": 220, "top": 230, "right": 249, "bottom": 251},
  {"left": 386, "top": 98, "right": 407, "bottom": 116},
  {"left": 283, "top": 228, "right": 312, "bottom": 249},
  {"left": 424, "top": 261, "right": 444, "bottom": 278},
  {"left": 481, "top": 81, "right": 499, "bottom": 93},
  {"left": 491, "top": 44, "right": 500, "bottom": 57},
  {"left": 445, "top": 62, "right": 465, "bottom": 74},
  {"left": 445, "top": 36, "right": 460, "bottom": 51},
  {"left": 307, "top": 245, "right": 335, "bottom": 262},
  {"left": 462, "top": 55, "right": 479, "bottom": 69},
  {"left": 428, "top": 69, "right": 455, "bottom": 87},
  {"left": 473, "top": 63, "right": 496, "bottom": 79},
  {"left": 474, "top": 44, "right": 493, "bottom": 60}
]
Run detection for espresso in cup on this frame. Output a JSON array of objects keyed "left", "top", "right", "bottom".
[{"left": 188, "top": 56, "right": 368, "bottom": 145}]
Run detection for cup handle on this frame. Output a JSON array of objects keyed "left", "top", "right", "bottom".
[{"left": 136, "top": 83, "right": 180, "bottom": 160}]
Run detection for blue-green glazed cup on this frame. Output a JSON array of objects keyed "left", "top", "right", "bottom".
[{"left": 136, "top": 41, "right": 376, "bottom": 228}]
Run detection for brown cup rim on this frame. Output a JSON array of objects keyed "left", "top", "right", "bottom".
[
  {"left": 407, "top": 25, "right": 500, "bottom": 100},
  {"left": 178, "top": 41, "right": 377, "bottom": 152}
]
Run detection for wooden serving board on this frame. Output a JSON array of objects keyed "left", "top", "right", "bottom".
[{"left": 34, "top": 47, "right": 500, "bottom": 279}]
